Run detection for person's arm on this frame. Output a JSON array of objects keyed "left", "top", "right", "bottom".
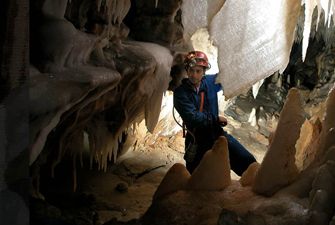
[
  {"left": 174, "top": 89, "right": 217, "bottom": 128},
  {"left": 205, "top": 74, "right": 227, "bottom": 126},
  {"left": 205, "top": 74, "right": 222, "bottom": 92}
]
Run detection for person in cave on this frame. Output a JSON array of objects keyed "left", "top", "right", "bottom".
[{"left": 173, "top": 50, "right": 257, "bottom": 174}]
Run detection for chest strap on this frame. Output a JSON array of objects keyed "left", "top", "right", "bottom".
[
  {"left": 182, "top": 91, "right": 205, "bottom": 137},
  {"left": 199, "top": 91, "right": 205, "bottom": 112}
]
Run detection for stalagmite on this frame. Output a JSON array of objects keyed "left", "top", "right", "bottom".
[
  {"left": 310, "top": 84, "right": 335, "bottom": 165},
  {"left": 153, "top": 163, "right": 191, "bottom": 201},
  {"left": 240, "top": 162, "right": 260, "bottom": 187},
  {"left": 253, "top": 88, "right": 305, "bottom": 196},
  {"left": 295, "top": 118, "right": 322, "bottom": 171},
  {"left": 318, "top": 85, "right": 335, "bottom": 157},
  {"left": 186, "top": 136, "right": 231, "bottom": 191}
]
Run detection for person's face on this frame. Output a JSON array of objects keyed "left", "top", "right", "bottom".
[{"left": 187, "top": 65, "right": 205, "bottom": 86}]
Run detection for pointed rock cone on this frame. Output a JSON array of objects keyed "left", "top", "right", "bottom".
[
  {"left": 186, "top": 136, "right": 231, "bottom": 191},
  {"left": 253, "top": 88, "right": 305, "bottom": 196},
  {"left": 315, "top": 84, "right": 335, "bottom": 164},
  {"left": 322, "top": 85, "right": 335, "bottom": 138},
  {"left": 240, "top": 162, "right": 260, "bottom": 187},
  {"left": 152, "top": 163, "right": 190, "bottom": 201},
  {"left": 295, "top": 118, "right": 322, "bottom": 171}
]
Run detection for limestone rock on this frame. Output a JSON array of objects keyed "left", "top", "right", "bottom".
[
  {"left": 153, "top": 163, "right": 190, "bottom": 201},
  {"left": 308, "top": 84, "right": 335, "bottom": 167},
  {"left": 318, "top": 85, "right": 335, "bottom": 161},
  {"left": 295, "top": 118, "right": 322, "bottom": 171},
  {"left": 309, "top": 161, "right": 335, "bottom": 217},
  {"left": 187, "top": 136, "right": 231, "bottom": 191},
  {"left": 324, "top": 146, "right": 335, "bottom": 163},
  {"left": 240, "top": 162, "right": 260, "bottom": 187},
  {"left": 253, "top": 88, "right": 305, "bottom": 196}
]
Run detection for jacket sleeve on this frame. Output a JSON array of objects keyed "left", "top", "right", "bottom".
[
  {"left": 206, "top": 74, "right": 222, "bottom": 93},
  {"left": 173, "top": 88, "right": 217, "bottom": 128}
]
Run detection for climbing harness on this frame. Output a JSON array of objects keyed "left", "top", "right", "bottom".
[{"left": 172, "top": 89, "right": 205, "bottom": 162}]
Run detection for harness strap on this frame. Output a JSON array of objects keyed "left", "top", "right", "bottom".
[
  {"left": 182, "top": 91, "right": 205, "bottom": 138},
  {"left": 199, "top": 91, "right": 205, "bottom": 112}
]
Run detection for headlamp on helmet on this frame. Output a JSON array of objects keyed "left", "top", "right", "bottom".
[{"left": 184, "top": 51, "right": 211, "bottom": 71}]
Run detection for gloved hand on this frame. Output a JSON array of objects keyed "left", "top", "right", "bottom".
[{"left": 218, "top": 115, "right": 228, "bottom": 127}]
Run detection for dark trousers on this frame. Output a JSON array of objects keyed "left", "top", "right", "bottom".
[{"left": 185, "top": 130, "right": 256, "bottom": 176}]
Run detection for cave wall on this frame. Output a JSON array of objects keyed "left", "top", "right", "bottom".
[{"left": 0, "top": 0, "right": 30, "bottom": 224}]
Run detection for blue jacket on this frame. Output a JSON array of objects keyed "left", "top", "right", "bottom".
[{"left": 173, "top": 74, "right": 222, "bottom": 132}]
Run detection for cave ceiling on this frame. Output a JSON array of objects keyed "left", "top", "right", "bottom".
[{"left": 26, "top": 0, "right": 335, "bottom": 168}]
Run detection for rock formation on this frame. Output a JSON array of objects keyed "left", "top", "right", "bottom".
[
  {"left": 252, "top": 88, "right": 305, "bottom": 196},
  {"left": 186, "top": 136, "right": 231, "bottom": 191},
  {"left": 144, "top": 85, "right": 335, "bottom": 225}
]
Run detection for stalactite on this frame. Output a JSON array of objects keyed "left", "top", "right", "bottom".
[
  {"left": 51, "top": 111, "right": 90, "bottom": 177},
  {"left": 102, "top": 150, "right": 108, "bottom": 172},
  {"left": 89, "top": 129, "right": 95, "bottom": 170},
  {"left": 211, "top": 0, "right": 301, "bottom": 98},
  {"left": 101, "top": 0, "right": 131, "bottom": 27},
  {"left": 79, "top": 150, "right": 83, "bottom": 168},
  {"left": 248, "top": 107, "right": 257, "bottom": 127},
  {"left": 133, "top": 123, "right": 136, "bottom": 135},
  {"left": 73, "top": 153, "right": 77, "bottom": 192},
  {"left": 316, "top": 0, "right": 323, "bottom": 30},
  {"left": 113, "top": 0, "right": 122, "bottom": 24},
  {"left": 123, "top": 0, "right": 131, "bottom": 24},
  {"left": 97, "top": 0, "right": 103, "bottom": 11},
  {"left": 113, "top": 137, "right": 119, "bottom": 163},
  {"left": 302, "top": 0, "right": 317, "bottom": 62},
  {"left": 137, "top": 42, "right": 172, "bottom": 133},
  {"left": 302, "top": 0, "right": 335, "bottom": 60},
  {"left": 252, "top": 79, "right": 264, "bottom": 99}
]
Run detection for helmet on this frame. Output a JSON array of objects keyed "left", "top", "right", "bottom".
[{"left": 184, "top": 51, "right": 211, "bottom": 70}]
